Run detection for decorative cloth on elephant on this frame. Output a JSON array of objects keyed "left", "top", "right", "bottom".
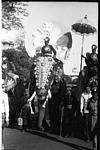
[{"left": 34, "top": 56, "right": 55, "bottom": 90}]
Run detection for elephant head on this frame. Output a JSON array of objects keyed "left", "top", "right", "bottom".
[{"left": 29, "top": 56, "right": 64, "bottom": 100}]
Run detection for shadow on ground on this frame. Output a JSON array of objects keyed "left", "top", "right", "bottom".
[
  {"left": 8, "top": 125, "right": 92, "bottom": 150},
  {"left": 26, "top": 129, "right": 92, "bottom": 150}
]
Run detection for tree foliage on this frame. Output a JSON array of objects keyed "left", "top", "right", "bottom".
[
  {"left": 2, "top": 1, "right": 29, "bottom": 30},
  {"left": 2, "top": 47, "right": 32, "bottom": 81}
]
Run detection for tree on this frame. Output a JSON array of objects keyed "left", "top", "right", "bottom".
[
  {"left": 2, "top": 1, "right": 29, "bottom": 30},
  {"left": 2, "top": 48, "right": 31, "bottom": 81},
  {"left": 15, "top": 31, "right": 25, "bottom": 48}
]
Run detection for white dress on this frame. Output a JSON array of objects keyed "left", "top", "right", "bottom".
[{"left": 1, "top": 91, "right": 9, "bottom": 122}]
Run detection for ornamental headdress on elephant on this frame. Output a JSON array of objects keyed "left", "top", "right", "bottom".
[{"left": 25, "top": 22, "right": 72, "bottom": 63}]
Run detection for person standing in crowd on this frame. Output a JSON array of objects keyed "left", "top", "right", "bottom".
[
  {"left": 2, "top": 90, "right": 9, "bottom": 127},
  {"left": 92, "top": 122, "right": 98, "bottom": 150},
  {"left": 61, "top": 85, "right": 76, "bottom": 137},
  {"left": 41, "top": 37, "right": 56, "bottom": 57},
  {"left": 80, "top": 86, "right": 92, "bottom": 142},
  {"left": 13, "top": 78, "right": 26, "bottom": 124},
  {"left": 1, "top": 88, "right": 9, "bottom": 150},
  {"left": 18, "top": 86, "right": 35, "bottom": 131},
  {"left": 48, "top": 76, "right": 66, "bottom": 133},
  {"left": 20, "top": 100, "right": 31, "bottom": 131},
  {"left": 87, "top": 91, "right": 98, "bottom": 150}
]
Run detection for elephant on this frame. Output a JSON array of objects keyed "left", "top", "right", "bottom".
[{"left": 29, "top": 55, "right": 64, "bottom": 130}]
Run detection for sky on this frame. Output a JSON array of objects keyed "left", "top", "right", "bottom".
[
  {"left": 2, "top": 2, "right": 98, "bottom": 75},
  {"left": 22, "top": 2, "right": 98, "bottom": 75},
  {"left": 23, "top": 2, "right": 98, "bottom": 30}
]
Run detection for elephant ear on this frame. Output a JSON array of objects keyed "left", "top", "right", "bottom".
[{"left": 54, "top": 58, "right": 64, "bottom": 79}]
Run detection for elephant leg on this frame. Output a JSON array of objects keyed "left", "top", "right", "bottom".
[
  {"left": 44, "top": 101, "right": 50, "bottom": 128},
  {"left": 38, "top": 104, "right": 45, "bottom": 131}
]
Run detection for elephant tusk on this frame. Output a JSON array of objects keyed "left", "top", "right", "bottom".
[
  {"left": 28, "top": 91, "right": 36, "bottom": 102},
  {"left": 48, "top": 89, "right": 52, "bottom": 99}
]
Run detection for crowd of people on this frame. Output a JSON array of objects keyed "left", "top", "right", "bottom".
[{"left": 1, "top": 38, "right": 98, "bottom": 150}]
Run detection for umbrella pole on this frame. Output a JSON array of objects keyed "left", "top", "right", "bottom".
[
  {"left": 80, "top": 34, "right": 84, "bottom": 71},
  {"left": 59, "top": 106, "right": 64, "bottom": 136}
]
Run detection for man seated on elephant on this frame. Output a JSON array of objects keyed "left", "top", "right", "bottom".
[
  {"left": 41, "top": 37, "right": 56, "bottom": 57},
  {"left": 82, "top": 44, "right": 98, "bottom": 68},
  {"left": 82, "top": 44, "right": 98, "bottom": 78},
  {"left": 89, "top": 44, "right": 98, "bottom": 67}
]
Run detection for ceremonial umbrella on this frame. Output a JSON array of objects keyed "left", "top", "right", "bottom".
[
  {"left": 56, "top": 32, "right": 72, "bottom": 49},
  {"left": 71, "top": 15, "right": 97, "bottom": 71},
  {"left": 56, "top": 32, "right": 72, "bottom": 59}
]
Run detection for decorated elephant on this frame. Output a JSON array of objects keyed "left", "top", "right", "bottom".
[{"left": 29, "top": 55, "right": 64, "bottom": 130}]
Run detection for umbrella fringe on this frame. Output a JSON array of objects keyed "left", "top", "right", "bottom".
[{"left": 72, "top": 29, "right": 97, "bottom": 36}]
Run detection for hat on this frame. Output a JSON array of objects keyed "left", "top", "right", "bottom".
[
  {"left": 92, "top": 44, "right": 97, "bottom": 49},
  {"left": 44, "top": 37, "right": 50, "bottom": 42}
]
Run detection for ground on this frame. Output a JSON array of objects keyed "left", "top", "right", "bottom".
[{"left": 3, "top": 127, "right": 93, "bottom": 150}]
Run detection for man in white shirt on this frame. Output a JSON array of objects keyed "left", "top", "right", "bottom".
[
  {"left": 80, "top": 86, "right": 92, "bottom": 142},
  {"left": 2, "top": 90, "right": 9, "bottom": 128},
  {"left": 1, "top": 88, "right": 9, "bottom": 150}
]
